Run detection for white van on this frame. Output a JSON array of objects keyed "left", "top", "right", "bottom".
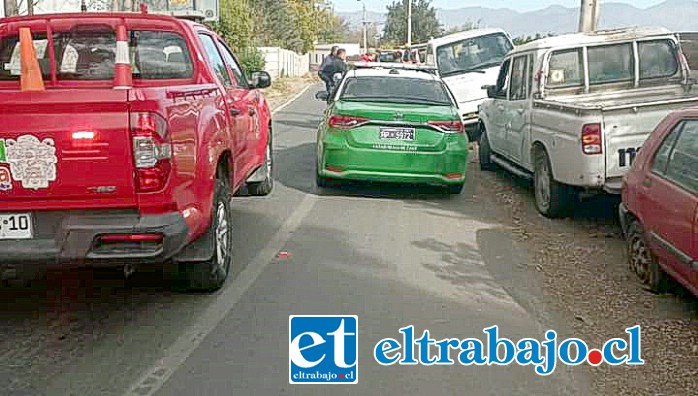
[{"left": 424, "top": 28, "right": 514, "bottom": 139}]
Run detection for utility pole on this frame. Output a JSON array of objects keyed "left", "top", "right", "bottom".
[
  {"left": 4, "top": 0, "right": 19, "bottom": 17},
  {"left": 358, "top": 0, "right": 368, "bottom": 54},
  {"left": 407, "top": 0, "right": 412, "bottom": 47},
  {"left": 27, "top": 0, "right": 33, "bottom": 15},
  {"left": 579, "top": 0, "right": 600, "bottom": 32}
]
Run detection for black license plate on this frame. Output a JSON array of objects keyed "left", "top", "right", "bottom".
[{"left": 379, "top": 127, "right": 415, "bottom": 140}]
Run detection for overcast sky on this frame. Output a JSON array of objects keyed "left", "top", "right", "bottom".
[{"left": 334, "top": 0, "right": 668, "bottom": 13}]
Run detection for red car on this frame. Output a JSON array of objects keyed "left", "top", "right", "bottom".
[
  {"left": 620, "top": 107, "right": 698, "bottom": 296},
  {"left": 0, "top": 12, "right": 274, "bottom": 291}
]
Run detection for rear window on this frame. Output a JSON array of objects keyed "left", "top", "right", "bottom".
[
  {"left": 638, "top": 39, "right": 679, "bottom": 79},
  {"left": 0, "top": 29, "right": 193, "bottom": 81},
  {"left": 339, "top": 76, "right": 453, "bottom": 105}
]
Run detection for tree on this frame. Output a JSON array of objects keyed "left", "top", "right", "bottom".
[
  {"left": 383, "top": 0, "right": 442, "bottom": 45},
  {"left": 211, "top": 0, "right": 254, "bottom": 52},
  {"left": 445, "top": 19, "right": 481, "bottom": 35},
  {"left": 249, "top": 0, "right": 303, "bottom": 52}
]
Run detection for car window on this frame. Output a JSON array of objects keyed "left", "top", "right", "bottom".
[
  {"left": 651, "top": 123, "right": 681, "bottom": 175},
  {"left": 546, "top": 48, "right": 583, "bottom": 88},
  {"left": 0, "top": 29, "right": 193, "bottom": 81},
  {"left": 588, "top": 43, "right": 633, "bottom": 84},
  {"left": 664, "top": 120, "right": 698, "bottom": 194},
  {"left": 494, "top": 58, "right": 511, "bottom": 97},
  {"left": 218, "top": 40, "right": 249, "bottom": 88},
  {"left": 639, "top": 39, "right": 679, "bottom": 80},
  {"left": 435, "top": 33, "right": 513, "bottom": 77},
  {"left": 509, "top": 55, "right": 528, "bottom": 100},
  {"left": 339, "top": 76, "right": 453, "bottom": 105},
  {"left": 198, "top": 33, "right": 232, "bottom": 87}
]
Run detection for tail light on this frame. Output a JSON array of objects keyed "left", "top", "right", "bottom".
[
  {"left": 130, "top": 112, "right": 172, "bottom": 193},
  {"left": 328, "top": 115, "right": 369, "bottom": 129},
  {"left": 428, "top": 120, "right": 465, "bottom": 133},
  {"left": 581, "top": 123, "right": 602, "bottom": 155}
]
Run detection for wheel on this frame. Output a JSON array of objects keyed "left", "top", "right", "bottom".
[
  {"left": 172, "top": 173, "right": 233, "bottom": 292},
  {"left": 247, "top": 134, "right": 273, "bottom": 196},
  {"left": 446, "top": 183, "right": 464, "bottom": 194},
  {"left": 533, "top": 149, "right": 574, "bottom": 218},
  {"left": 627, "top": 220, "right": 669, "bottom": 293},
  {"left": 478, "top": 127, "right": 496, "bottom": 171}
]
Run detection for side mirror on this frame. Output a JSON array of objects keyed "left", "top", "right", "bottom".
[
  {"left": 250, "top": 71, "right": 272, "bottom": 89},
  {"left": 315, "top": 91, "right": 329, "bottom": 101},
  {"left": 485, "top": 85, "right": 497, "bottom": 98}
]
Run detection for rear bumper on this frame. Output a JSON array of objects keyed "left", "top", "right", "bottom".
[
  {"left": 320, "top": 143, "right": 468, "bottom": 185},
  {"left": 0, "top": 209, "right": 189, "bottom": 270}
]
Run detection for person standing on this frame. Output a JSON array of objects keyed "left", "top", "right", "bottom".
[
  {"left": 319, "top": 46, "right": 339, "bottom": 93},
  {"left": 324, "top": 48, "right": 348, "bottom": 102}
]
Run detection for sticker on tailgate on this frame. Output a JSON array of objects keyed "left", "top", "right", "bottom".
[
  {"left": 0, "top": 135, "right": 57, "bottom": 190},
  {"left": 0, "top": 166, "right": 11, "bottom": 191}
]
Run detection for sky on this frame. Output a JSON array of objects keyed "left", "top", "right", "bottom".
[{"left": 333, "top": 0, "right": 669, "bottom": 13}]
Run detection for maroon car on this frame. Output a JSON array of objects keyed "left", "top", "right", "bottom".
[{"left": 620, "top": 107, "right": 698, "bottom": 296}]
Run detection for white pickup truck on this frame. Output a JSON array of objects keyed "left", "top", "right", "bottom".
[{"left": 477, "top": 27, "right": 698, "bottom": 218}]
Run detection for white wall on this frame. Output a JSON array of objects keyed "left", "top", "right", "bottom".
[{"left": 257, "top": 47, "right": 309, "bottom": 79}]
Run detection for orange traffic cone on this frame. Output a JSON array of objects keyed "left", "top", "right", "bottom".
[
  {"left": 113, "top": 25, "right": 132, "bottom": 90},
  {"left": 19, "top": 27, "right": 45, "bottom": 92}
]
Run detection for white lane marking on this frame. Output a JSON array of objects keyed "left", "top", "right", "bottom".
[
  {"left": 124, "top": 194, "right": 317, "bottom": 396},
  {"left": 271, "top": 84, "right": 314, "bottom": 115}
]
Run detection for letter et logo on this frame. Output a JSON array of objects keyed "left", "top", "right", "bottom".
[{"left": 289, "top": 315, "right": 358, "bottom": 384}]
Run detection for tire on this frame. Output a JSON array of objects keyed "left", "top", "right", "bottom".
[
  {"left": 446, "top": 183, "right": 464, "bottom": 195},
  {"left": 533, "top": 149, "right": 575, "bottom": 218},
  {"left": 247, "top": 133, "right": 273, "bottom": 196},
  {"left": 627, "top": 220, "right": 669, "bottom": 294},
  {"left": 478, "top": 127, "right": 496, "bottom": 171},
  {"left": 173, "top": 173, "right": 233, "bottom": 292}
]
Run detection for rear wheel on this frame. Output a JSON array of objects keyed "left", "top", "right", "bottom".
[
  {"left": 478, "top": 127, "right": 496, "bottom": 171},
  {"left": 247, "top": 134, "right": 274, "bottom": 196},
  {"left": 171, "top": 172, "right": 233, "bottom": 292},
  {"left": 533, "top": 149, "right": 574, "bottom": 218},
  {"left": 627, "top": 220, "right": 669, "bottom": 293}
]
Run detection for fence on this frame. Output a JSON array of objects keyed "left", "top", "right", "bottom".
[{"left": 257, "top": 47, "right": 310, "bottom": 79}]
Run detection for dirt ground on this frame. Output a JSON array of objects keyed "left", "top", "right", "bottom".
[
  {"left": 468, "top": 146, "right": 698, "bottom": 396},
  {"left": 264, "top": 74, "right": 318, "bottom": 110}
]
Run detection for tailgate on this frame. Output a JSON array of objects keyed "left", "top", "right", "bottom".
[
  {"left": 0, "top": 89, "right": 136, "bottom": 207},
  {"left": 604, "top": 98, "right": 698, "bottom": 179}
]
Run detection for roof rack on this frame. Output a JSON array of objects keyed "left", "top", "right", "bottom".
[{"left": 349, "top": 62, "right": 438, "bottom": 74}]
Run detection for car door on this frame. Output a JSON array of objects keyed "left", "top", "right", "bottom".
[
  {"left": 503, "top": 54, "right": 532, "bottom": 163},
  {"left": 197, "top": 33, "right": 251, "bottom": 183},
  {"left": 487, "top": 58, "right": 511, "bottom": 156},
  {"left": 216, "top": 41, "right": 262, "bottom": 176},
  {"left": 639, "top": 119, "right": 698, "bottom": 288}
]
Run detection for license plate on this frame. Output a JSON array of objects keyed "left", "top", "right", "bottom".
[
  {"left": 379, "top": 127, "right": 415, "bottom": 141},
  {"left": 0, "top": 213, "right": 33, "bottom": 239}
]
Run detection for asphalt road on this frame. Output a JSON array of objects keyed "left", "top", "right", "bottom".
[{"left": 2, "top": 85, "right": 593, "bottom": 395}]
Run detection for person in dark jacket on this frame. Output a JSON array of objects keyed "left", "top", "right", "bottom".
[
  {"left": 322, "top": 48, "right": 348, "bottom": 102},
  {"left": 319, "top": 46, "right": 339, "bottom": 93}
]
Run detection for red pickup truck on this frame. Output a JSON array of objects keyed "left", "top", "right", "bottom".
[{"left": 0, "top": 13, "right": 274, "bottom": 291}]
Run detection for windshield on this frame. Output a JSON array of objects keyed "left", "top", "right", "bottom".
[
  {"left": 339, "top": 76, "right": 453, "bottom": 105},
  {"left": 436, "top": 33, "right": 513, "bottom": 77},
  {"left": 0, "top": 29, "right": 194, "bottom": 81}
]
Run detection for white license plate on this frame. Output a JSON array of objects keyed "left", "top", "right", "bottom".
[{"left": 0, "top": 213, "right": 33, "bottom": 239}]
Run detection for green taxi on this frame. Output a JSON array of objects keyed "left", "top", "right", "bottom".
[{"left": 314, "top": 63, "right": 468, "bottom": 193}]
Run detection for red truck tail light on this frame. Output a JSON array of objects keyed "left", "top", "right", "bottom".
[
  {"left": 428, "top": 120, "right": 465, "bottom": 133},
  {"left": 328, "top": 115, "right": 369, "bottom": 129},
  {"left": 130, "top": 112, "right": 172, "bottom": 193},
  {"left": 581, "top": 123, "right": 602, "bottom": 155}
]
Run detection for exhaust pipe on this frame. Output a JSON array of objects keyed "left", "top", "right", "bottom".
[{"left": 124, "top": 264, "right": 136, "bottom": 279}]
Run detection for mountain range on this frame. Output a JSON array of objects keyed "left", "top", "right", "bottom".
[{"left": 337, "top": 0, "right": 698, "bottom": 37}]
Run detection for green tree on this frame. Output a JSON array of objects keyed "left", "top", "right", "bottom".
[
  {"left": 250, "top": 0, "right": 301, "bottom": 52},
  {"left": 383, "top": 0, "right": 442, "bottom": 45},
  {"left": 211, "top": 0, "right": 254, "bottom": 51}
]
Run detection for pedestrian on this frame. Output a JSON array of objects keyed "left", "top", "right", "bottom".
[
  {"left": 324, "top": 48, "right": 348, "bottom": 102},
  {"left": 319, "top": 45, "right": 339, "bottom": 93}
]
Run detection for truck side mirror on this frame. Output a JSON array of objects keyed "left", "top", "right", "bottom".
[
  {"left": 315, "top": 91, "right": 329, "bottom": 101},
  {"left": 485, "top": 85, "right": 497, "bottom": 98}
]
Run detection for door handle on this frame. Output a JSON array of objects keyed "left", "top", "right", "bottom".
[
  {"left": 229, "top": 108, "right": 241, "bottom": 117},
  {"left": 642, "top": 177, "right": 652, "bottom": 187}
]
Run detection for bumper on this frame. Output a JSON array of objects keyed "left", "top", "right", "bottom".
[
  {"left": 0, "top": 209, "right": 189, "bottom": 268},
  {"left": 320, "top": 141, "right": 468, "bottom": 186}
]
